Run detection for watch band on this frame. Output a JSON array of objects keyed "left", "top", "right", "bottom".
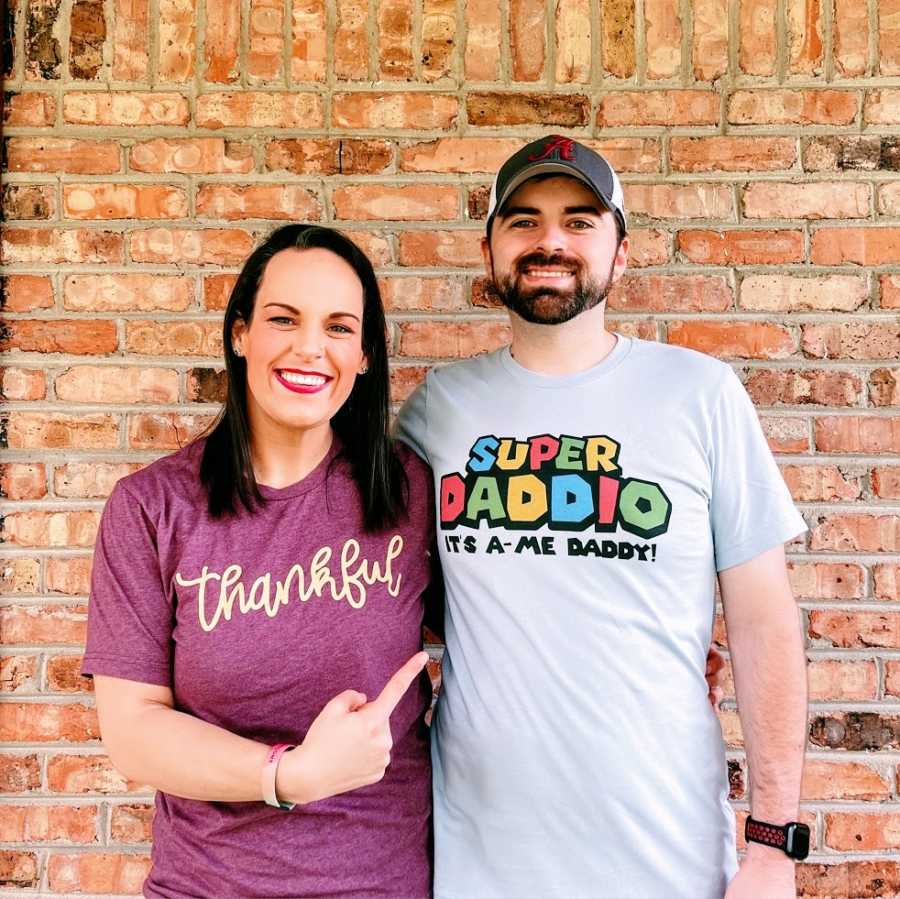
[
  {"left": 745, "top": 816, "right": 810, "bottom": 860},
  {"left": 262, "top": 743, "right": 296, "bottom": 810}
]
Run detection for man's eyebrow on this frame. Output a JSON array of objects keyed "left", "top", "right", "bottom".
[
  {"left": 261, "top": 302, "right": 361, "bottom": 322},
  {"left": 498, "top": 205, "right": 541, "bottom": 218},
  {"left": 563, "top": 204, "right": 606, "bottom": 216}
]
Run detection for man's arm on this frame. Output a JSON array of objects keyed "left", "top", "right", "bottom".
[{"left": 719, "top": 543, "right": 807, "bottom": 899}]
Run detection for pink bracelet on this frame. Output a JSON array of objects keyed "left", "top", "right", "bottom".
[{"left": 262, "top": 743, "right": 296, "bottom": 810}]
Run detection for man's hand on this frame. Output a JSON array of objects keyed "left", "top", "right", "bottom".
[
  {"left": 725, "top": 847, "right": 796, "bottom": 899},
  {"left": 706, "top": 645, "right": 726, "bottom": 708},
  {"left": 278, "top": 652, "right": 429, "bottom": 805}
]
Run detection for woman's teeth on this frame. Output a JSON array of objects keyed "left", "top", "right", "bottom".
[{"left": 280, "top": 372, "right": 326, "bottom": 386}]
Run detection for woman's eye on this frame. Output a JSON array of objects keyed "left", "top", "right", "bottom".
[
  {"left": 269, "top": 316, "right": 293, "bottom": 325},
  {"left": 328, "top": 324, "right": 353, "bottom": 334}
]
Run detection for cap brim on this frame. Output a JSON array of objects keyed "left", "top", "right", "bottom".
[{"left": 494, "top": 162, "right": 616, "bottom": 220}]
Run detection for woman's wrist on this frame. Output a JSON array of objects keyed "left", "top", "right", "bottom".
[{"left": 274, "top": 743, "right": 312, "bottom": 806}]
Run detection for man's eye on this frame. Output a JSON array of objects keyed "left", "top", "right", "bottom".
[
  {"left": 510, "top": 219, "right": 535, "bottom": 228},
  {"left": 569, "top": 220, "right": 593, "bottom": 229}
]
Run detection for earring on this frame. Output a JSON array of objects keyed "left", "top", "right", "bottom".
[
  {"left": 359, "top": 364, "right": 368, "bottom": 374},
  {"left": 233, "top": 345, "right": 242, "bottom": 357}
]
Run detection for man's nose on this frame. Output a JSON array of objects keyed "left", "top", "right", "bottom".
[{"left": 531, "top": 222, "right": 567, "bottom": 256}]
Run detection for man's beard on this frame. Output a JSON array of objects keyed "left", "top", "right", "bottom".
[{"left": 491, "top": 252, "right": 616, "bottom": 325}]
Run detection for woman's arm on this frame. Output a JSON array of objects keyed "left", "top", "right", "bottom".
[{"left": 94, "top": 652, "right": 428, "bottom": 806}]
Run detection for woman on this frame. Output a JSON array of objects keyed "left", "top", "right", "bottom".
[{"left": 83, "top": 224, "right": 435, "bottom": 898}]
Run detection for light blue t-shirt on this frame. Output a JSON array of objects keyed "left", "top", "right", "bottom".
[{"left": 396, "top": 336, "right": 806, "bottom": 899}]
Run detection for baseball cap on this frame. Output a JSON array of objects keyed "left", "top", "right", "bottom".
[{"left": 485, "top": 135, "right": 627, "bottom": 237}]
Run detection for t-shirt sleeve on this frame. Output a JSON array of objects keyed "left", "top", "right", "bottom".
[
  {"left": 81, "top": 481, "right": 174, "bottom": 687},
  {"left": 394, "top": 379, "right": 430, "bottom": 465},
  {"left": 709, "top": 369, "right": 807, "bottom": 572}
]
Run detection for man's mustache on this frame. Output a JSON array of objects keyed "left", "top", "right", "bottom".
[{"left": 514, "top": 253, "right": 582, "bottom": 274}]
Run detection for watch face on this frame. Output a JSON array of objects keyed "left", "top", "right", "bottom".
[{"left": 786, "top": 823, "right": 810, "bottom": 860}]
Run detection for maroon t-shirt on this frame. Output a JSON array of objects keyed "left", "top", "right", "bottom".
[{"left": 82, "top": 438, "right": 434, "bottom": 899}]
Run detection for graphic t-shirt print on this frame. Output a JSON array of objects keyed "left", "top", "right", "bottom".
[
  {"left": 438, "top": 433, "right": 671, "bottom": 562},
  {"left": 175, "top": 535, "right": 405, "bottom": 632}
]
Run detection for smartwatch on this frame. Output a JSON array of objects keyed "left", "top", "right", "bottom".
[{"left": 745, "top": 816, "right": 810, "bottom": 860}]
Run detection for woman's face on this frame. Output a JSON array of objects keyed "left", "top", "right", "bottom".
[{"left": 231, "top": 247, "right": 367, "bottom": 442}]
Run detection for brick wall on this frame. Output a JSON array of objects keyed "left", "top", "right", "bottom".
[{"left": 1, "top": 0, "right": 899, "bottom": 894}]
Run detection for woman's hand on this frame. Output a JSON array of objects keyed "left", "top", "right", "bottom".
[{"left": 278, "top": 652, "right": 429, "bottom": 805}]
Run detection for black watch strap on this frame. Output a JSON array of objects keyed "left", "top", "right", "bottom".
[{"left": 745, "top": 816, "right": 810, "bottom": 860}]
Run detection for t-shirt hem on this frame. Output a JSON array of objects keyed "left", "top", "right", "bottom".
[
  {"left": 714, "top": 516, "right": 807, "bottom": 573},
  {"left": 81, "top": 654, "right": 172, "bottom": 688}
]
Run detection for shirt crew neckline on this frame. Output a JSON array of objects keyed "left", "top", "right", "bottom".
[
  {"left": 255, "top": 435, "right": 343, "bottom": 500},
  {"left": 498, "top": 333, "right": 633, "bottom": 388}
]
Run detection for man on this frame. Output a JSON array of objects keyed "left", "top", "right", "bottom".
[{"left": 396, "top": 136, "right": 808, "bottom": 899}]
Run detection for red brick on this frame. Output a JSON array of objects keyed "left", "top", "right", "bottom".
[
  {"left": 196, "top": 92, "right": 323, "bottom": 128},
  {"left": 63, "top": 274, "right": 193, "bottom": 312},
  {"left": 130, "top": 138, "right": 253, "bottom": 174},
  {"left": 833, "top": 0, "right": 869, "bottom": 76},
  {"left": 728, "top": 89, "right": 859, "bottom": 125},
  {"left": 803, "top": 323, "right": 900, "bottom": 360},
  {"left": 265, "top": 138, "right": 392, "bottom": 174},
  {"left": 582, "top": 139, "right": 661, "bottom": 174},
  {"left": 69, "top": 0, "right": 106, "bottom": 79},
  {"left": 187, "top": 368, "right": 227, "bottom": 403},
  {"left": 125, "top": 320, "right": 222, "bottom": 357},
  {"left": 1, "top": 656, "right": 39, "bottom": 693},
  {"left": 1, "top": 320, "right": 117, "bottom": 355},
  {"left": 157, "top": 0, "right": 195, "bottom": 80},
  {"left": 399, "top": 138, "right": 522, "bottom": 173},
  {"left": 739, "top": 0, "right": 776, "bottom": 74},
  {"left": 801, "top": 759, "right": 890, "bottom": 800},
  {"left": 333, "top": 93, "right": 459, "bottom": 129},
  {"left": 1, "top": 367, "right": 47, "bottom": 401},
  {"left": 810, "top": 610, "right": 900, "bottom": 649},
  {"left": 203, "top": 273, "right": 238, "bottom": 310},
  {"left": 390, "top": 365, "right": 429, "bottom": 403},
  {"left": 740, "top": 274, "right": 867, "bottom": 312},
  {"left": 825, "top": 813, "right": 900, "bottom": 851},
  {"left": 377, "top": 0, "right": 414, "bottom": 78},
  {"left": 63, "top": 91, "right": 190, "bottom": 125},
  {"left": 6, "top": 412, "right": 119, "bottom": 450},
  {"left": 887, "top": 661, "right": 900, "bottom": 696},
  {"left": 677, "top": 229, "right": 804, "bottom": 265},
  {"left": 788, "top": 0, "right": 823, "bottom": 73},
  {"left": 0, "top": 805, "right": 97, "bottom": 843},
  {"left": 46, "top": 557, "right": 93, "bottom": 595},
  {"left": 644, "top": 0, "right": 682, "bottom": 78},
  {"left": 875, "top": 564, "right": 900, "bottom": 600},
  {"left": 2, "top": 510, "right": 100, "bottom": 549},
  {"left": 204, "top": 0, "right": 240, "bottom": 82},
  {"left": 0, "top": 755, "right": 40, "bottom": 792},
  {"left": 812, "top": 228, "right": 900, "bottom": 265},
  {"left": 788, "top": 562, "right": 864, "bottom": 599},
  {"left": 762, "top": 414, "right": 810, "bottom": 452},
  {"left": 465, "top": 0, "right": 500, "bottom": 79},
  {"left": 48, "top": 853, "right": 152, "bottom": 893},
  {"left": 110, "top": 804, "right": 154, "bottom": 843},
  {"left": 607, "top": 274, "right": 731, "bottom": 313},
  {"left": 128, "top": 413, "right": 212, "bottom": 450},
  {"left": 1, "top": 228, "right": 124, "bottom": 264},
  {"left": 291, "top": 0, "right": 326, "bottom": 80},
  {"left": 815, "top": 416, "right": 900, "bottom": 454},
  {"left": 873, "top": 467, "right": 900, "bottom": 499},
  {"left": 554, "top": 0, "right": 590, "bottom": 83},
  {"left": 2, "top": 183, "right": 55, "bottom": 220},
  {"left": 334, "top": 0, "right": 369, "bottom": 80},
  {"left": 879, "top": 180, "right": 900, "bottom": 216},
  {"left": 397, "top": 321, "right": 512, "bottom": 358},
  {"left": 47, "top": 754, "right": 137, "bottom": 793},
  {"left": 55, "top": 462, "right": 142, "bottom": 498},
  {"left": 380, "top": 277, "right": 467, "bottom": 312},
  {"left": 468, "top": 92, "right": 589, "bottom": 127},
  {"left": 0, "top": 850, "right": 37, "bottom": 887},
  {"left": 810, "top": 514, "right": 900, "bottom": 552},
  {"left": 63, "top": 183, "right": 188, "bottom": 220},
  {"left": 671, "top": 136, "right": 796, "bottom": 173},
  {"left": 346, "top": 231, "right": 393, "bottom": 265},
  {"left": 510, "top": 0, "right": 545, "bottom": 81},
  {"left": 398, "top": 230, "right": 483, "bottom": 267},
  {"left": 0, "top": 559, "right": 41, "bottom": 596},
  {"left": 333, "top": 185, "right": 458, "bottom": 221},
  {"left": 870, "top": 368, "right": 900, "bottom": 406},
  {"left": 781, "top": 464, "right": 861, "bottom": 501},
  {"left": 880, "top": 0, "right": 900, "bottom": 74},
  {"left": 692, "top": 0, "right": 727, "bottom": 80},
  {"left": 46, "top": 656, "right": 93, "bottom": 693},
  {"left": 598, "top": 90, "right": 718, "bottom": 126},
  {"left": 24, "top": 0, "right": 62, "bottom": 79},
  {"left": 601, "top": 0, "right": 635, "bottom": 77},
  {"left": 801, "top": 135, "right": 882, "bottom": 172},
  {"left": 112, "top": 0, "right": 149, "bottom": 79},
  {"left": 808, "top": 660, "right": 877, "bottom": 701},
  {"left": 196, "top": 184, "right": 321, "bottom": 221},
  {"left": 626, "top": 184, "right": 733, "bottom": 220},
  {"left": 0, "top": 463, "right": 48, "bottom": 500},
  {"left": 743, "top": 182, "right": 870, "bottom": 220},
  {"left": 129, "top": 228, "right": 254, "bottom": 264},
  {"left": 627, "top": 229, "right": 669, "bottom": 266},
  {"left": 247, "top": 0, "right": 284, "bottom": 80},
  {"left": 55, "top": 366, "right": 180, "bottom": 403},
  {"left": 744, "top": 368, "right": 862, "bottom": 407},
  {"left": 865, "top": 90, "right": 900, "bottom": 125},
  {"left": 667, "top": 321, "right": 796, "bottom": 359},
  {"left": 3, "top": 91, "right": 56, "bottom": 126},
  {"left": 5, "top": 138, "right": 120, "bottom": 174},
  {"left": 1, "top": 275, "right": 54, "bottom": 311},
  {"left": 0, "top": 703, "right": 98, "bottom": 742}
]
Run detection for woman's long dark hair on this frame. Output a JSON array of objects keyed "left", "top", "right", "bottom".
[{"left": 200, "top": 224, "right": 407, "bottom": 531}]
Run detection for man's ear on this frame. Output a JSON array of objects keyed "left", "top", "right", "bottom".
[
  {"left": 610, "top": 235, "right": 629, "bottom": 286},
  {"left": 481, "top": 236, "right": 493, "bottom": 280}
]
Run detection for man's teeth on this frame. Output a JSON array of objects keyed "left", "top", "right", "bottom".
[
  {"left": 524, "top": 269, "right": 574, "bottom": 278},
  {"left": 280, "top": 372, "right": 327, "bottom": 386}
]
